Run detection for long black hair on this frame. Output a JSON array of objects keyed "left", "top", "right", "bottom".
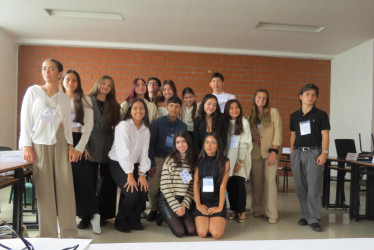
[
  {"left": 197, "top": 94, "right": 222, "bottom": 132},
  {"left": 224, "top": 99, "right": 243, "bottom": 135},
  {"left": 166, "top": 130, "right": 195, "bottom": 172},
  {"left": 182, "top": 87, "right": 197, "bottom": 120},
  {"left": 155, "top": 80, "right": 177, "bottom": 106},
  {"left": 197, "top": 132, "right": 227, "bottom": 184},
  {"left": 61, "top": 69, "right": 92, "bottom": 125},
  {"left": 123, "top": 98, "right": 150, "bottom": 129}
]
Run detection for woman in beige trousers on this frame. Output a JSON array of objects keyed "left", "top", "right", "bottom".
[
  {"left": 19, "top": 59, "right": 77, "bottom": 238},
  {"left": 248, "top": 89, "right": 282, "bottom": 224}
]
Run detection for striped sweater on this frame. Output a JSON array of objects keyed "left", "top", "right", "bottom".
[{"left": 160, "top": 154, "right": 194, "bottom": 212}]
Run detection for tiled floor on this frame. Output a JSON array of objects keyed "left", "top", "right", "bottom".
[{"left": 1, "top": 177, "right": 374, "bottom": 243}]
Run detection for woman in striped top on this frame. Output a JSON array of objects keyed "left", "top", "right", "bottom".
[{"left": 159, "top": 130, "right": 196, "bottom": 237}]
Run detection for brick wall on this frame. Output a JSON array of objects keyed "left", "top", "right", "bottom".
[{"left": 17, "top": 45, "right": 331, "bottom": 147}]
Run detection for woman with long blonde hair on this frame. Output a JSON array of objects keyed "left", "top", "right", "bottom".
[{"left": 248, "top": 89, "right": 282, "bottom": 224}]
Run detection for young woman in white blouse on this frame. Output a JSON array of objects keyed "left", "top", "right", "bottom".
[
  {"left": 155, "top": 80, "right": 177, "bottom": 117},
  {"left": 61, "top": 70, "right": 101, "bottom": 234},
  {"left": 108, "top": 98, "right": 150, "bottom": 232},
  {"left": 19, "top": 59, "right": 77, "bottom": 238},
  {"left": 181, "top": 87, "right": 200, "bottom": 139},
  {"left": 224, "top": 99, "right": 252, "bottom": 223}
]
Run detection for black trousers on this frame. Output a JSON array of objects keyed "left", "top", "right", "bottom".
[
  {"left": 158, "top": 193, "right": 196, "bottom": 237},
  {"left": 109, "top": 161, "right": 147, "bottom": 227},
  {"left": 227, "top": 176, "right": 246, "bottom": 213},
  {"left": 71, "top": 133, "right": 98, "bottom": 218},
  {"left": 86, "top": 160, "right": 117, "bottom": 220}
]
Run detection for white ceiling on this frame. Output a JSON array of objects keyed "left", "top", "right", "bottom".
[{"left": 1, "top": 0, "right": 374, "bottom": 59}]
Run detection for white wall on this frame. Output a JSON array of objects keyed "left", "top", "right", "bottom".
[
  {"left": 330, "top": 39, "right": 374, "bottom": 156},
  {"left": 0, "top": 29, "right": 18, "bottom": 149}
]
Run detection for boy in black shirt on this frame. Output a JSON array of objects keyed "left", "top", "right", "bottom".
[{"left": 290, "top": 83, "right": 330, "bottom": 232}]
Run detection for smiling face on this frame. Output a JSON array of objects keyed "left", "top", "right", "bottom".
[
  {"left": 163, "top": 84, "right": 174, "bottom": 99},
  {"left": 183, "top": 92, "right": 195, "bottom": 107},
  {"left": 299, "top": 89, "right": 317, "bottom": 106},
  {"left": 175, "top": 136, "right": 188, "bottom": 154},
  {"left": 99, "top": 78, "right": 112, "bottom": 96},
  {"left": 204, "top": 98, "right": 217, "bottom": 116},
  {"left": 131, "top": 101, "right": 146, "bottom": 123},
  {"left": 229, "top": 101, "right": 241, "bottom": 120},
  {"left": 62, "top": 73, "right": 78, "bottom": 95},
  {"left": 204, "top": 135, "right": 218, "bottom": 156},
  {"left": 255, "top": 91, "right": 268, "bottom": 108},
  {"left": 42, "top": 60, "right": 62, "bottom": 84}
]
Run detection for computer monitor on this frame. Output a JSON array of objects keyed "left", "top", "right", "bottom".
[{"left": 335, "top": 139, "right": 356, "bottom": 159}]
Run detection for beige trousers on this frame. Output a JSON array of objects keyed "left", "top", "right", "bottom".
[
  {"left": 33, "top": 128, "right": 78, "bottom": 238},
  {"left": 250, "top": 157, "right": 278, "bottom": 219},
  {"left": 148, "top": 157, "right": 166, "bottom": 211}
]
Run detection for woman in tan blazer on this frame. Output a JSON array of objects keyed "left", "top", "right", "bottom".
[{"left": 248, "top": 89, "right": 282, "bottom": 224}]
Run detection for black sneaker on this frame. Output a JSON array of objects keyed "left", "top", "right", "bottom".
[
  {"left": 147, "top": 210, "right": 158, "bottom": 221},
  {"left": 309, "top": 223, "right": 322, "bottom": 232},
  {"left": 297, "top": 218, "right": 308, "bottom": 226},
  {"left": 77, "top": 219, "right": 90, "bottom": 229},
  {"left": 115, "top": 224, "right": 131, "bottom": 233}
]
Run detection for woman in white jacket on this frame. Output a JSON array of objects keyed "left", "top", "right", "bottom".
[
  {"left": 224, "top": 99, "right": 252, "bottom": 223},
  {"left": 19, "top": 59, "right": 77, "bottom": 238},
  {"left": 61, "top": 69, "right": 101, "bottom": 234}
]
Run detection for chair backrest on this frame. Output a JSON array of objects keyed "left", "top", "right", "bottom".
[{"left": 335, "top": 139, "right": 356, "bottom": 159}]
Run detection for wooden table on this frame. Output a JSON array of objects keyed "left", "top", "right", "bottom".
[{"left": 0, "top": 161, "right": 32, "bottom": 235}]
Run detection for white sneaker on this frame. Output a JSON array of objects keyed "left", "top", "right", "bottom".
[{"left": 91, "top": 214, "right": 101, "bottom": 234}]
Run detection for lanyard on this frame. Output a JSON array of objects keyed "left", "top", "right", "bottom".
[
  {"left": 203, "top": 160, "right": 215, "bottom": 177},
  {"left": 44, "top": 91, "right": 58, "bottom": 109}
]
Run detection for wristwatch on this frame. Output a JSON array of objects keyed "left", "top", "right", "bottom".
[{"left": 322, "top": 149, "right": 329, "bottom": 155}]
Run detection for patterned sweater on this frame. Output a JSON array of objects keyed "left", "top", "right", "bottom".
[{"left": 160, "top": 154, "right": 194, "bottom": 212}]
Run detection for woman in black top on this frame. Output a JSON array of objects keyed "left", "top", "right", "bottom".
[
  {"left": 193, "top": 94, "right": 228, "bottom": 157},
  {"left": 85, "top": 75, "right": 121, "bottom": 227},
  {"left": 194, "top": 132, "right": 230, "bottom": 240}
]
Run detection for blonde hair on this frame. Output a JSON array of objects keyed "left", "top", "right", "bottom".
[{"left": 248, "top": 89, "right": 271, "bottom": 129}]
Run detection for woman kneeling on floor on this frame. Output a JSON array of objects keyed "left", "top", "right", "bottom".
[{"left": 159, "top": 130, "right": 196, "bottom": 237}]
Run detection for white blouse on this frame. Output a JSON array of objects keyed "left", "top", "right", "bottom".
[
  {"left": 158, "top": 106, "right": 168, "bottom": 117},
  {"left": 70, "top": 96, "right": 94, "bottom": 153},
  {"left": 213, "top": 91, "right": 236, "bottom": 113},
  {"left": 181, "top": 103, "right": 200, "bottom": 132},
  {"left": 108, "top": 119, "right": 151, "bottom": 174},
  {"left": 225, "top": 118, "right": 253, "bottom": 178},
  {"left": 19, "top": 85, "right": 73, "bottom": 148}
]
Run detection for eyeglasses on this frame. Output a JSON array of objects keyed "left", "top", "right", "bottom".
[
  {"left": 136, "top": 83, "right": 147, "bottom": 87},
  {"left": 147, "top": 82, "right": 159, "bottom": 86}
]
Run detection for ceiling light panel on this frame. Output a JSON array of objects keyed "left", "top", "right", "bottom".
[
  {"left": 256, "top": 22, "right": 325, "bottom": 33},
  {"left": 44, "top": 9, "right": 123, "bottom": 21}
]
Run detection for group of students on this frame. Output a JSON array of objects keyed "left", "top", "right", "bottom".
[{"left": 19, "top": 58, "right": 330, "bottom": 240}]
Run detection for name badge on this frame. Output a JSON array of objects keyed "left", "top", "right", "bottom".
[
  {"left": 180, "top": 169, "right": 192, "bottom": 184},
  {"left": 202, "top": 176, "right": 214, "bottom": 192},
  {"left": 40, "top": 106, "right": 56, "bottom": 123},
  {"left": 165, "top": 135, "right": 174, "bottom": 148},
  {"left": 229, "top": 135, "right": 240, "bottom": 149},
  {"left": 257, "top": 123, "right": 262, "bottom": 132},
  {"left": 300, "top": 120, "right": 311, "bottom": 136}
]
